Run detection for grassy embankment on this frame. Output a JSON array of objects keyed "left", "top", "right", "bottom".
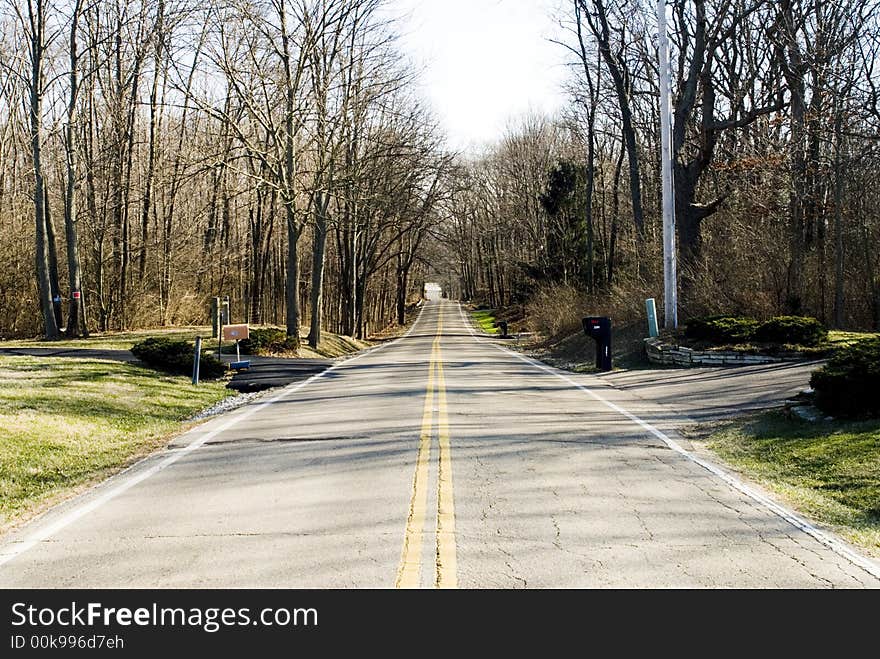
[
  {"left": 471, "top": 309, "right": 499, "bottom": 335},
  {"left": 699, "top": 412, "right": 880, "bottom": 557},
  {"left": 0, "top": 355, "right": 230, "bottom": 531}
]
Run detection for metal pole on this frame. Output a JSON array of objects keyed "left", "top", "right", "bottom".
[
  {"left": 192, "top": 336, "right": 202, "bottom": 385},
  {"left": 657, "top": 0, "right": 678, "bottom": 329}
]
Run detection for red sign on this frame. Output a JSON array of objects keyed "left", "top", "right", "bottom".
[{"left": 72, "top": 291, "right": 81, "bottom": 299}]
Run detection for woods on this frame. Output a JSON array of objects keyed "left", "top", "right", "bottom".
[
  {"left": 449, "top": 0, "right": 880, "bottom": 332},
  {"left": 4, "top": 0, "right": 880, "bottom": 342},
  {"left": 0, "top": 0, "right": 450, "bottom": 341}
]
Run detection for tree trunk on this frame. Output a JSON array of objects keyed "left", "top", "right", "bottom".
[
  {"left": 139, "top": 8, "right": 163, "bottom": 282},
  {"left": 44, "top": 188, "right": 63, "bottom": 330},
  {"left": 832, "top": 98, "right": 846, "bottom": 328},
  {"left": 64, "top": 2, "right": 87, "bottom": 338},
  {"left": 285, "top": 206, "right": 301, "bottom": 349},
  {"left": 28, "top": 2, "right": 59, "bottom": 339},
  {"left": 308, "top": 195, "right": 328, "bottom": 348},
  {"left": 396, "top": 252, "right": 408, "bottom": 326},
  {"left": 586, "top": 0, "right": 645, "bottom": 235}
]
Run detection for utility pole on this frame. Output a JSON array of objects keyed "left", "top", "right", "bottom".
[{"left": 657, "top": 0, "right": 678, "bottom": 329}]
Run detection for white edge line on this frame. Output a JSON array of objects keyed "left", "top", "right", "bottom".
[
  {"left": 0, "top": 305, "right": 430, "bottom": 568},
  {"left": 455, "top": 302, "right": 880, "bottom": 581}
]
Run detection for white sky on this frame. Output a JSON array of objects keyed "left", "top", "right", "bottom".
[{"left": 390, "top": 0, "right": 569, "bottom": 154}]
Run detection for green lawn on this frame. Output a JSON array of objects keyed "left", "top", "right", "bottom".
[
  {"left": 827, "top": 330, "right": 880, "bottom": 348},
  {"left": 0, "top": 327, "right": 209, "bottom": 352},
  {"left": 471, "top": 309, "right": 498, "bottom": 335},
  {"left": 0, "top": 324, "right": 372, "bottom": 359},
  {"left": 0, "top": 355, "right": 231, "bottom": 529},
  {"left": 705, "top": 411, "right": 880, "bottom": 556}
]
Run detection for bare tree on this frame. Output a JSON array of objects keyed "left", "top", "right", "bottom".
[{"left": 2, "top": 0, "right": 61, "bottom": 338}]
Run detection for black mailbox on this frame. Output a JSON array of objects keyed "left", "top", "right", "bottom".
[
  {"left": 498, "top": 321, "right": 509, "bottom": 338},
  {"left": 582, "top": 316, "right": 612, "bottom": 371}
]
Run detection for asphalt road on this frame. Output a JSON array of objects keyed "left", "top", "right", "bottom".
[
  {"left": 602, "top": 359, "right": 823, "bottom": 422},
  {"left": 1, "top": 300, "right": 877, "bottom": 588}
]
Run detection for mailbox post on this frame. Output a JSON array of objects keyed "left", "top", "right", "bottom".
[
  {"left": 222, "top": 324, "right": 251, "bottom": 371},
  {"left": 582, "top": 316, "right": 612, "bottom": 372}
]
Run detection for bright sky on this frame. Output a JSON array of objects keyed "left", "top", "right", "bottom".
[{"left": 390, "top": 0, "right": 568, "bottom": 153}]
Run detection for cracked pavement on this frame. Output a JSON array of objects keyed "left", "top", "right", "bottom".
[{"left": 0, "top": 300, "right": 877, "bottom": 588}]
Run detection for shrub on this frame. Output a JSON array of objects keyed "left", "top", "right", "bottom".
[
  {"left": 753, "top": 316, "right": 827, "bottom": 346},
  {"left": 524, "top": 284, "right": 588, "bottom": 338},
  {"left": 810, "top": 337, "right": 880, "bottom": 418},
  {"left": 236, "top": 328, "right": 298, "bottom": 355},
  {"left": 684, "top": 315, "right": 759, "bottom": 344},
  {"left": 131, "top": 337, "right": 226, "bottom": 379}
]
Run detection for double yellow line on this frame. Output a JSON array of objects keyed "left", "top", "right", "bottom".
[{"left": 396, "top": 305, "right": 457, "bottom": 589}]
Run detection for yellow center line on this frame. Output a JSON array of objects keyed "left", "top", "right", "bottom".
[
  {"left": 396, "top": 303, "right": 458, "bottom": 588},
  {"left": 395, "top": 351, "right": 434, "bottom": 589},
  {"left": 435, "top": 342, "right": 457, "bottom": 588}
]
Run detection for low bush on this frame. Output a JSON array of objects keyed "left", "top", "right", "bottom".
[
  {"left": 753, "top": 316, "right": 827, "bottom": 346},
  {"left": 131, "top": 337, "right": 226, "bottom": 379},
  {"left": 236, "top": 328, "right": 298, "bottom": 355},
  {"left": 810, "top": 337, "right": 880, "bottom": 418},
  {"left": 685, "top": 314, "right": 827, "bottom": 347},
  {"left": 524, "top": 284, "right": 588, "bottom": 338},
  {"left": 684, "top": 315, "right": 759, "bottom": 344}
]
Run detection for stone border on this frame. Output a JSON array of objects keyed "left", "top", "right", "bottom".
[{"left": 644, "top": 337, "right": 811, "bottom": 367}]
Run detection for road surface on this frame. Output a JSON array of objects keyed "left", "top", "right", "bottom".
[{"left": 1, "top": 300, "right": 877, "bottom": 588}]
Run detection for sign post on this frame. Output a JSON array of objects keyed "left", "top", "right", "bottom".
[{"left": 192, "top": 336, "right": 202, "bottom": 385}]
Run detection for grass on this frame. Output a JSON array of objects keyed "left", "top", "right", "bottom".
[
  {"left": 0, "top": 327, "right": 207, "bottom": 351},
  {"left": 827, "top": 330, "right": 880, "bottom": 348},
  {"left": 472, "top": 309, "right": 499, "bottom": 335},
  {"left": 0, "top": 355, "right": 231, "bottom": 530},
  {"left": 701, "top": 411, "right": 880, "bottom": 556},
  {"left": 0, "top": 325, "right": 373, "bottom": 359}
]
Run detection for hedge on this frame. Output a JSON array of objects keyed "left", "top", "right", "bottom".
[
  {"left": 753, "top": 316, "right": 827, "bottom": 346},
  {"left": 235, "top": 328, "right": 298, "bottom": 355},
  {"left": 810, "top": 337, "right": 880, "bottom": 418},
  {"left": 684, "top": 315, "right": 759, "bottom": 344},
  {"left": 131, "top": 337, "right": 226, "bottom": 379},
  {"left": 684, "top": 314, "right": 826, "bottom": 346}
]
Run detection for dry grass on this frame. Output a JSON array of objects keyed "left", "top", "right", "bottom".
[{"left": 297, "top": 332, "right": 373, "bottom": 358}]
